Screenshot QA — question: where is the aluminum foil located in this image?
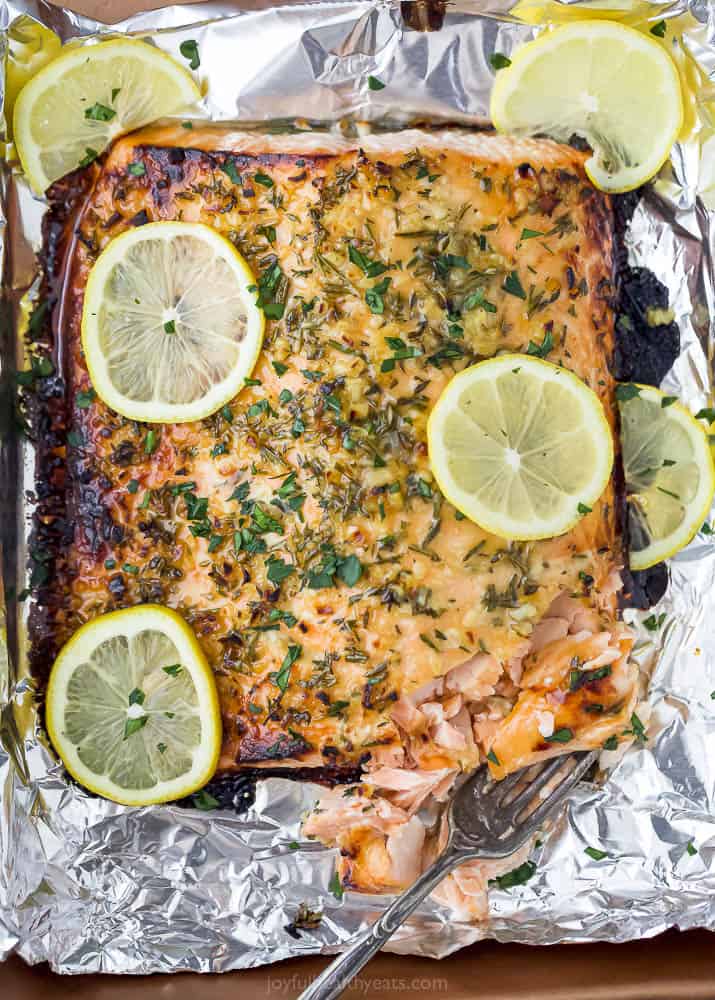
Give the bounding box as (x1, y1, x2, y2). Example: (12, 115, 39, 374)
(1, 0, 715, 974)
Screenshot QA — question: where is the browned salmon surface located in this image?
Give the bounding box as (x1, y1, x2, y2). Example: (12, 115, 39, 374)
(32, 126, 634, 812)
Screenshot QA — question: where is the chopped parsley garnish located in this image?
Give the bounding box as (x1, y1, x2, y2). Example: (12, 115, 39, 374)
(544, 728, 573, 743)
(486, 749, 500, 766)
(584, 846, 608, 861)
(366, 277, 391, 314)
(348, 243, 388, 278)
(128, 162, 146, 177)
(273, 643, 302, 692)
(327, 700, 350, 717)
(76, 389, 96, 408)
(163, 319, 176, 334)
(367, 75, 385, 90)
(463, 287, 496, 313)
(650, 19, 667, 37)
(306, 545, 363, 589)
(643, 612, 666, 631)
(435, 254, 469, 277)
(144, 429, 159, 455)
(490, 53, 512, 70)
(526, 328, 553, 358)
(328, 868, 344, 899)
(273, 360, 288, 376)
(686, 841, 698, 856)
(127, 479, 139, 494)
(253, 262, 286, 320)
(627, 712, 647, 741)
(661, 395, 677, 408)
(381, 335, 422, 372)
(251, 504, 283, 534)
(123, 715, 148, 740)
(84, 102, 115, 122)
(221, 160, 242, 185)
(266, 555, 295, 585)
(696, 408, 715, 423)
(602, 735, 619, 751)
(228, 482, 250, 503)
(247, 398, 272, 419)
(254, 172, 273, 188)
(615, 383, 641, 402)
(192, 789, 220, 811)
(569, 664, 611, 692)
(163, 664, 182, 676)
(179, 39, 200, 70)
(577, 502, 592, 515)
(128, 687, 145, 705)
(491, 861, 536, 890)
(79, 147, 99, 167)
(207, 534, 223, 553)
(520, 228, 543, 240)
(267, 608, 298, 628)
(502, 271, 526, 299)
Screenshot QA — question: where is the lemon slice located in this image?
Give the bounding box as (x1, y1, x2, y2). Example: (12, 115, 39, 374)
(619, 385, 715, 570)
(427, 355, 614, 540)
(46, 605, 221, 806)
(82, 221, 265, 423)
(490, 20, 683, 193)
(14, 38, 200, 193)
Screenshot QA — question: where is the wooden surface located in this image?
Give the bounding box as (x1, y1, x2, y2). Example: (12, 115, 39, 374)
(4, 929, 715, 999)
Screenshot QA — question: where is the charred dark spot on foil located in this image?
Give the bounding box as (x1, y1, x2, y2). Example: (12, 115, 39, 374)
(612, 190, 680, 386)
(622, 563, 669, 611)
(612, 189, 677, 604)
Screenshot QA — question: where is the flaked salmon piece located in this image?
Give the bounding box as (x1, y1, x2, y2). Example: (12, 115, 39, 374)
(386, 816, 426, 886)
(303, 785, 409, 842)
(443, 653, 503, 700)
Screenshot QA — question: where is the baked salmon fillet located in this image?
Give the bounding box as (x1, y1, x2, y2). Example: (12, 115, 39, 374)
(30, 125, 637, 903)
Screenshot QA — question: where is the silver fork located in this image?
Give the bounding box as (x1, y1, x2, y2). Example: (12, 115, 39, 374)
(299, 751, 596, 1000)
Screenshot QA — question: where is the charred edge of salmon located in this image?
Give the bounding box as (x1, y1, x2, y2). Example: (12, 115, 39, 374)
(25, 164, 101, 685)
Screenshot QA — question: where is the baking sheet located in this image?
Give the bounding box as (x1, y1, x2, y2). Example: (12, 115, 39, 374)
(1, 0, 715, 973)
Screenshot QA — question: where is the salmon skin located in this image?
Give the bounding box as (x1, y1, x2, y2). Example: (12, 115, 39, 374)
(29, 126, 635, 810)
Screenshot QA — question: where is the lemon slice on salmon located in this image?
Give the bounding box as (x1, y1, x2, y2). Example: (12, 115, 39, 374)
(619, 385, 715, 570)
(490, 20, 683, 193)
(82, 221, 264, 423)
(14, 38, 200, 193)
(427, 355, 614, 540)
(46, 605, 221, 806)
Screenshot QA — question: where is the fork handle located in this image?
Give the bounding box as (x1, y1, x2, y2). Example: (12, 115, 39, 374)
(298, 845, 467, 1000)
